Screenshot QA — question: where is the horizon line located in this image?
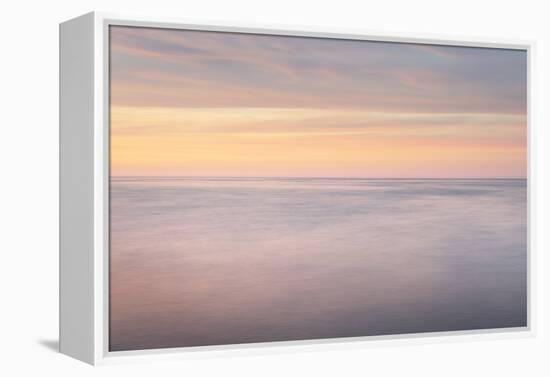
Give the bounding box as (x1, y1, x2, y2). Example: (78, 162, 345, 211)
(109, 175, 527, 180)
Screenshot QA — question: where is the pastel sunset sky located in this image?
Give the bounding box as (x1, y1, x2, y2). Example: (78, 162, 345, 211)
(109, 26, 527, 178)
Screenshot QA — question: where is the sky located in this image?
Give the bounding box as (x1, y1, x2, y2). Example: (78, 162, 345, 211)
(109, 26, 527, 178)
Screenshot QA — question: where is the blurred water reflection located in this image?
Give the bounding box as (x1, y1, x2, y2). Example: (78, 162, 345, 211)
(109, 178, 527, 351)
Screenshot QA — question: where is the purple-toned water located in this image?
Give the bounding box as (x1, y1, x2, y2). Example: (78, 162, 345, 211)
(109, 178, 527, 351)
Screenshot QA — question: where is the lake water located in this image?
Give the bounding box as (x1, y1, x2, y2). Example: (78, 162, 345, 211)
(109, 178, 527, 351)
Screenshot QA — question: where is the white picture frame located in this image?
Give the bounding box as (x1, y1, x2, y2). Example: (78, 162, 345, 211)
(59, 11, 535, 365)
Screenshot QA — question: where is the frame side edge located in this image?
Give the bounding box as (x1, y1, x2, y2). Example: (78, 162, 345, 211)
(59, 12, 96, 365)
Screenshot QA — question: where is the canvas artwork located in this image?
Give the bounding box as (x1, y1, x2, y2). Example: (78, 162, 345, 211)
(108, 26, 527, 352)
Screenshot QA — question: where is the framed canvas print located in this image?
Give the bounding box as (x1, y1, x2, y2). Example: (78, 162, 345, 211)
(59, 12, 533, 365)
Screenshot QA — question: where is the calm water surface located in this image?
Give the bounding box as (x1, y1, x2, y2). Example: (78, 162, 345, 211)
(109, 178, 527, 351)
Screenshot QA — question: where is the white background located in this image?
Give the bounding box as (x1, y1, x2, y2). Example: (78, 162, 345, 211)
(0, 0, 548, 375)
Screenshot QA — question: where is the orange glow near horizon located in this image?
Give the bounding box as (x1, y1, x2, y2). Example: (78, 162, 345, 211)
(110, 106, 526, 178)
